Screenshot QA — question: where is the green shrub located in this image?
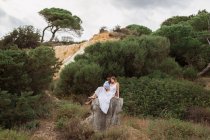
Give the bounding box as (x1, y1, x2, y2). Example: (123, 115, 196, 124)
(126, 24, 152, 36)
(0, 90, 52, 128)
(28, 46, 60, 94)
(0, 47, 58, 128)
(0, 25, 40, 49)
(159, 58, 182, 77)
(55, 101, 89, 120)
(120, 77, 210, 119)
(56, 60, 103, 97)
(148, 119, 210, 140)
(155, 21, 210, 70)
(0, 128, 29, 140)
(55, 101, 93, 140)
(0, 47, 60, 95)
(183, 66, 198, 80)
(74, 35, 170, 78)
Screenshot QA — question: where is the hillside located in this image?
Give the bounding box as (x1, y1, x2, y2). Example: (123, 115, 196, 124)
(54, 32, 119, 71)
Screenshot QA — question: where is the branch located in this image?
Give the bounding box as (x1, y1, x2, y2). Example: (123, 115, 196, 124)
(197, 63, 210, 76)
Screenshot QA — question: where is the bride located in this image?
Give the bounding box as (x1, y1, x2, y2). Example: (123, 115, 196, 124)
(86, 76, 120, 114)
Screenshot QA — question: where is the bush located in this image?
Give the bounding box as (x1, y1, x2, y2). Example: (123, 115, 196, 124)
(155, 21, 210, 70)
(126, 24, 152, 36)
(184, 107, 210, 125)
(28, 46, 60, 93)
(183, 66, 198, 80)
(0, 25, 40, 49)
(120, 77, 210, 119)
(0, 47, 60, 95)
(0, 128, 29, 140)
(74, 35, 170, 78)
(92, 126, 129, 140)
(0, 90, 52, 128)
(159, 58, 182, 77)
(55, 101, 89, 121)
(148, 119, 210, 140)
(58, 118, 94, 140)
(0, 47, 58, 128)
(55, 60, 103, 97)
(55, 101, 93, 140)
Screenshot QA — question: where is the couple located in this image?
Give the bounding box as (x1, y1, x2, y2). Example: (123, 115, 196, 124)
(86, 75, 120, 114)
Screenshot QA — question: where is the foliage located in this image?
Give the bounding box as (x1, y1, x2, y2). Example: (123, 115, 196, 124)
(0, 90, 53, 128)
(0, 128, 29, 140)
(0, 49, 31, 94)
(155, 23, 210, 70)
(28, 46, 60, 93)
(148, 119, 210, 140)
(0, 47, 58, 128)
(119, 77, 210, 119)
(55, 101, 89, 121)
(39, 7, 83, 42)
(189, 10, 210, 32)
(161, 16, 190, 26)
(0, 25, 40, 49)
(126, 24, 152, 36)
(0, 47, 60, 95)
(158, 57, 183, 78)
(75, 35, 170, 77)
(55, 101, 93, 140)
(55, 60, 103, 97)
(184, 107, 210, 125)
(183, 66, 198, 80)
(156, 10, 210, 71)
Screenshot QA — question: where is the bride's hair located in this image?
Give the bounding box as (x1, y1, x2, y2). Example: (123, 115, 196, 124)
(111, 76, 117, 82)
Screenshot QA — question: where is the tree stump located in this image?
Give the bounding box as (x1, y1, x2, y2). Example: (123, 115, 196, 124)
(84, 97, 123, 131)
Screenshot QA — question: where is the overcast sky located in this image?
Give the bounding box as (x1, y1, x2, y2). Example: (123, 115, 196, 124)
(0, 0, 210, 41)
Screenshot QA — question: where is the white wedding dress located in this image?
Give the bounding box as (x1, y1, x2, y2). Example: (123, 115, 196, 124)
(95, 83, 117, 114)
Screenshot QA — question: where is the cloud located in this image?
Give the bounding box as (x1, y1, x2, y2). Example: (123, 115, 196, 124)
(111, 0, 190, 9)
(0, 8, 24, 36)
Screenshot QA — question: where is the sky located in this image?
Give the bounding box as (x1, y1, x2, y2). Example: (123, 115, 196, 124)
(0, 0, 210, 41)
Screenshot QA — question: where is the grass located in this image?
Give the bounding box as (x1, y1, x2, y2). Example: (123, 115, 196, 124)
(0, 128, 29, 140)
(148, 119, 210, 140)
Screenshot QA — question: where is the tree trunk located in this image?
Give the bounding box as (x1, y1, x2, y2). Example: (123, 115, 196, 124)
(83, 98, 123, 131)
(198, 63, 210, 76)
(41, 26, 51, 43)
(49, 27, 59, 42)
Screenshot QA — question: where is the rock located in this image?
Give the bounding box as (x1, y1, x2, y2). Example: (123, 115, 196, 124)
(84, 97, 123, 131)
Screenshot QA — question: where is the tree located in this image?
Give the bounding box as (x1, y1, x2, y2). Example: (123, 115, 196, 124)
(161, 16, 190, 26)
(0, 47, 60, 128)
(126, 24, 152, 36)
(39, 8, 83, 42)
(0, 25, 40, 49)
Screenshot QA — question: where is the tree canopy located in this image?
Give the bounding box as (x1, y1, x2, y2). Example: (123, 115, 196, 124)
(0, 25, 40, 49)
(39, 8, 83, 42)
(126, 24, 152, 36)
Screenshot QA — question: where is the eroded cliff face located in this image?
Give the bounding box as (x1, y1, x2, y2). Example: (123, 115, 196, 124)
(53, 32, 119, 78)
(54, 32, 119, 64)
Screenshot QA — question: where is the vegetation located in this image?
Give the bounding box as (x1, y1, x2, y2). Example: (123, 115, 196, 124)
(0, 47, 59, 128)
(148, 119, 210, 140)
(1, 8, 210, 139)
(126, 24, 152, 36)
(0, 25, 40, 49)
(55, 101, 93, 140)
(39, 8, 83, 42)
(0, 128, 29, 140)
(120, 77, 210, 119)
